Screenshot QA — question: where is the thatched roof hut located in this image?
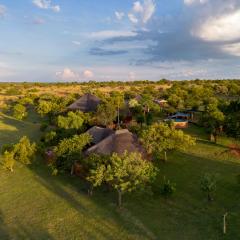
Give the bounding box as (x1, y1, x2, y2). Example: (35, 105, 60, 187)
(87, 126, 114, 144)
(85, 129, 147, 158)
(67, 93, 101, 112)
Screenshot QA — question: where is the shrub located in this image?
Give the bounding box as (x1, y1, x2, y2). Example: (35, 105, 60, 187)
(13, 104, 27, 120)
(160, 177, 176, 197)
(1, 151, 15, 172)
(44, 131, 57, 144)
(200, 173, 217, 201)
(13, 136, 36, 165)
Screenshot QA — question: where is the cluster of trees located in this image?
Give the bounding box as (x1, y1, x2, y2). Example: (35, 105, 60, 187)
(36, 94, 76, 120)
(0, 136, 36, 172)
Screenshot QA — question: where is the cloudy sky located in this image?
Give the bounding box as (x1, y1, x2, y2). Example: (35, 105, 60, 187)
(0, 0, 240, 82)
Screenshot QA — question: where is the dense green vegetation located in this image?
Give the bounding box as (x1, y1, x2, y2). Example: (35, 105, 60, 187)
(0, 80, 240, 239)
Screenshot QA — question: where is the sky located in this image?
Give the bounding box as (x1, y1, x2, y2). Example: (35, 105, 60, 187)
(1, 0, 240, 82)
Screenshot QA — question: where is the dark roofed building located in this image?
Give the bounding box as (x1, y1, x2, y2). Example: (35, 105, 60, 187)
(67, 93, 101, 112)
(87, 126, 114, 145)
(85, 129, 148, 158)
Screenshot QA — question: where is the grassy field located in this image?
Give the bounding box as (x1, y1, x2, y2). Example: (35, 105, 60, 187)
(0, 113, 240, 239)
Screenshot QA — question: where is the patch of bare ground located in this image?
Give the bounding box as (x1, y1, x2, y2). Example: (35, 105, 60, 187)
(229, 144, 240, 158)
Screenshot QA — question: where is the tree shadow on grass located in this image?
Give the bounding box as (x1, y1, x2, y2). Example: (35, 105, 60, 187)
(0, 113, 42, 148)
(29, 149, 240, 240)
(0, 211, 10, 240)
(123, 151, 240, 240)
(28, 162, 158, 240)
(0, 210, 54, 240)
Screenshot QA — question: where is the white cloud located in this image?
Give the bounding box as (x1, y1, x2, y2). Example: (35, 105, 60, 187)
(142, 0, 156, 23)
(56, 68, 79, 81)
(72, 40, 81, 46)
(115, 11, 125, 20)
(193, 10, 240, 42)
(128, 13, 139, 24)
(83, 70, 94, 79)
(184, 0, 208, 5)
(133, 2, 144, 13)
(222, 43, 240, 57)
(128, 0, 156, 24)
(32, 0, 60, 12)
(0, 4, 6, 17)
(89, 30, 137, 40)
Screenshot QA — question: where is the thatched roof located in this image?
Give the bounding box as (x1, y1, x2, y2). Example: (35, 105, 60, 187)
(85, 129, 147, 158)
(87, 126, 114, 144)
(67, 93, 101, 112)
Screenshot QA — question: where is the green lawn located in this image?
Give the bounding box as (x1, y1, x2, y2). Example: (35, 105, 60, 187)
(0, 114, 240, 239)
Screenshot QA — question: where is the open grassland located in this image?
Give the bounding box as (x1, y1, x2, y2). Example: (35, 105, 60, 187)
(0, 83, 171, 105)
(0, 111, 240, 239)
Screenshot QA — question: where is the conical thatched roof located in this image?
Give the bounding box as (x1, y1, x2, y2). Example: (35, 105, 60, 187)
(87, 126, 114, 144)
(85, 129, 147, 158)
(67, 93, 101, 112)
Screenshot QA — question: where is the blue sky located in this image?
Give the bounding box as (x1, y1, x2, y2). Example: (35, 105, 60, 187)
(0, 0, 240, 82)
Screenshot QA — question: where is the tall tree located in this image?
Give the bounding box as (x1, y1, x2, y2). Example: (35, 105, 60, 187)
(85, 154, 109, 196)
(96, 103, 117, 127)
(105, 152, 156, 207)
(203, 103, 225, 143)
(141, 123, 196, 161)
(54, 133, 92, 171)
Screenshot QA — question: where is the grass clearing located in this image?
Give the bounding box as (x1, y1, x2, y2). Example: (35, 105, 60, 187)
(0, 115, 240, 239)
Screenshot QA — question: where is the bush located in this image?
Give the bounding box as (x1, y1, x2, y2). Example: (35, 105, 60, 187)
(1, 151, 15, 172)
(200, 173, 217, 201)
(44, 131, 57, 145)
(160, 177, 176, 197)
(13, 104, 27, 120)
(13, 136, 36, 165)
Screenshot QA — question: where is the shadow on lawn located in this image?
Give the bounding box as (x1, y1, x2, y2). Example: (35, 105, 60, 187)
(126, 151, 240, 239)
(0, 210, 54, 240)
(28, 162, 158, 240)
(26, 149, 240, 240)
(0, 113, 42, 148)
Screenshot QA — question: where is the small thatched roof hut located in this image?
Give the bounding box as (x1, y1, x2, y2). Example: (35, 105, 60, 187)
(85, 129, 147, 158)
(87, 126, 114, 145)
(67, 93, 101, 112)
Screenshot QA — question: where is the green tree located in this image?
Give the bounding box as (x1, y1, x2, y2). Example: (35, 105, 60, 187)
(203, 103, 225, 143)
(36, 101, 53, 117)
(13, 104, 27, 120)
(96, 103, 117, 127)
(85, 154, 109, 196)
(200, 173, 217, 201)
(1, 151, 15, 172)
(57, 111, 84, 130)
(13, 136, 36, 165)
(54, 133, 92, 171)
(141, 123, 196, 161)
(105, 151, 156, 207)
(129, 99, 140, 108)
